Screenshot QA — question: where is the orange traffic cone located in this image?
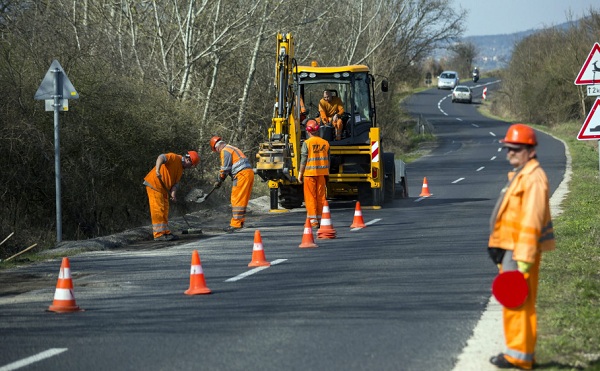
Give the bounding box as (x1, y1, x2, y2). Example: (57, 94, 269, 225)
(248, 230, 270, 267)
(419, 177, 432, 197)
(317, 201, 337, 239)
(48, 257, 83, 313)
(184, 250, 212, 295)
(299, 219, 318, 248)
(350, 201, 367, 228)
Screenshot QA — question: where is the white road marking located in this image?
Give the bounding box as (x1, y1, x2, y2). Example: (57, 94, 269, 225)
(350, 218, 382, 231)
(0, 348, 68, 371)
(452, 178, 465, 184)
(225, 259, 287, 282)
(490, 156, 496, 161)
(489, 132, 496, 137)
(476, 167, 485, 172)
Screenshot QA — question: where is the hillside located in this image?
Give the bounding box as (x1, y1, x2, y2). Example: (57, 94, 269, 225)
(435, 20, 578, 71)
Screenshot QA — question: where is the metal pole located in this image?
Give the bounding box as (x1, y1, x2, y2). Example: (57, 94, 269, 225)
(53, 68, 62, 243)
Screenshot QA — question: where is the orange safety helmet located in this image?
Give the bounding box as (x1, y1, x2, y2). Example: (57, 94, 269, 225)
(187, 150, 200, 166)
(305, 119, 320, 133)
(210, 136, 223, 152)
(500, 123, 537, 147)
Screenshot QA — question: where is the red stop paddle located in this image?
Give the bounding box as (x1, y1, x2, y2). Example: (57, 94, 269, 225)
(492, 270, 529, 309)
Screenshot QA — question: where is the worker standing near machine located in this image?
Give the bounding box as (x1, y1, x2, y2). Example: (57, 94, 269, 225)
(297, 120, 330, 228)
(210, 136, 255, 233)
(143, 151, 200, 241)
(318, 90, 345, 141)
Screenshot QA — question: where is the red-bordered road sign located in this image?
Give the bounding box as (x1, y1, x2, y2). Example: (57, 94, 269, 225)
(574, 43, 600, 86)
(577, 98, 600, 140)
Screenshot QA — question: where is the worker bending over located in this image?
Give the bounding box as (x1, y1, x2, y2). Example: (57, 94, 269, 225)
(143, 151, 200, 241)
(210, 136, 254, 233)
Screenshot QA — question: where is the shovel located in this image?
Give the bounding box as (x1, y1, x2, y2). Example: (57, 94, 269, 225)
(156, 170, 204, 235)
(196, 185, 218, 204)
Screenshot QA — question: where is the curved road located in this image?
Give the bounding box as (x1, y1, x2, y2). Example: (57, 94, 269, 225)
(0, 79, 566, 371)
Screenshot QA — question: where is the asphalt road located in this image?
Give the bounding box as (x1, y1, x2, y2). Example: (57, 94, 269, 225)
(0, 79, 566, 371)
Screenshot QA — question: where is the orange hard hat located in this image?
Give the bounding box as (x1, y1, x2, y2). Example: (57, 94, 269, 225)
(305, 119, 320, 133)
(500, 124, 537, 147)
(187, 151, 200, 166)
(210, 136, 223, 152)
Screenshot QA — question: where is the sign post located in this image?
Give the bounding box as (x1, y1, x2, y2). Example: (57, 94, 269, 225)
(34, 60, 79, 243)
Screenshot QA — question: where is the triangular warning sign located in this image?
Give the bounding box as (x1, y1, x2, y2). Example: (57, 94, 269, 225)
(574, 43, 600, 85)
(577, 98, 600, 140)
(34, 60, 79, 100)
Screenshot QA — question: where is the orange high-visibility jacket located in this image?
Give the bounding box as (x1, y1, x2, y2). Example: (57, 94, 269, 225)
(143, 153, 184, 194)
(318, 96, 344, 123)
(488, 159, 555, 263)
(219, 145, 252, 181)
(301, 136, 330, 176)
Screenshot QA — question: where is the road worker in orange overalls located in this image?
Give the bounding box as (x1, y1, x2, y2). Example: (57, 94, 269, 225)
(297, 120, 330, 229)
(210, 136, 254, 233)
(488, 123, 555, 370)
(318, 90, 345, 141)
(143, 151, 200, 241)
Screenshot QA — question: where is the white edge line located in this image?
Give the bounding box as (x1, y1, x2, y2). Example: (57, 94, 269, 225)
(0, 348, 68, 371)
(225, 259, 287, 282)
(350, 218, 382, 231)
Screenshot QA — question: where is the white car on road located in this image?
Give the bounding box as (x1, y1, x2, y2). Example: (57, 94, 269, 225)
(437, 71, 459, 90)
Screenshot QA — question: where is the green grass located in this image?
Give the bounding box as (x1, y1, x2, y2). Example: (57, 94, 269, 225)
(534, 123, 600, 370)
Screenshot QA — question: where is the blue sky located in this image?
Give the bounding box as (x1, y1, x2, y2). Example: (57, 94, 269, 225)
(453, 1, 599, 36)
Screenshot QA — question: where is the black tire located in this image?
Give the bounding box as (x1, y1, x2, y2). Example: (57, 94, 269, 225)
(279, 185, 303, 209)
(383, 153, 395, 203)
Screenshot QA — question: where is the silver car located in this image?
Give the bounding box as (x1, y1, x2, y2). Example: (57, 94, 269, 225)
(437, 71, 459, 90)
(451, 85, 472, 104)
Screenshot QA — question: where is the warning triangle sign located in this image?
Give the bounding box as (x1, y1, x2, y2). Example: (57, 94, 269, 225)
(574, 43, 600, 85)
(577, 98, 600, 140)
(34, 60, 79, 100)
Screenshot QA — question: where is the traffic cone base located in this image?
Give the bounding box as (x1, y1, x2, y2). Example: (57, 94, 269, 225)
(350, 201, 367, 228)
(185, 250, 212, 295)
(419, 177, 432, 197)
(47, 257, 83, 313)
(248, 230, 270, 267)
(299, 219, 318, 248)
(317, 201, 337, 239)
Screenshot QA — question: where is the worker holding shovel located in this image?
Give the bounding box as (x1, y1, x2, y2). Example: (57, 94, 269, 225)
(209, 136, 254, 233)
(143, 151, 200, 241)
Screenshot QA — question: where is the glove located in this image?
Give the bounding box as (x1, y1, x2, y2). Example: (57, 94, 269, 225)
(517, 261, 532, 273)
(213, 181, 222, 189)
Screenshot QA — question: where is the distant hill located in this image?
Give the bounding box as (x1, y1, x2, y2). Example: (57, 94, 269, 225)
(434, 20, 578, 71)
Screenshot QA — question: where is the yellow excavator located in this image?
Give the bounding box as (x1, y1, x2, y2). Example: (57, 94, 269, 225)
(255, 32, 408, 211)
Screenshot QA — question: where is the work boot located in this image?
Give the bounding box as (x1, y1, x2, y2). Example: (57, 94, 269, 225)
(223, 225, 242, 233)
(154, 233, 178, 241)
(489, 353, 524, 369)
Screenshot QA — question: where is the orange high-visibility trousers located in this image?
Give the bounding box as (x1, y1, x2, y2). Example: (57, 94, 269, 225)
(303, 175, 327, 224)
(230, 168, 254, 228)
(502, 254, 541, 370)
(332, 117, 344, 140)
(146, 187, 170, 238)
